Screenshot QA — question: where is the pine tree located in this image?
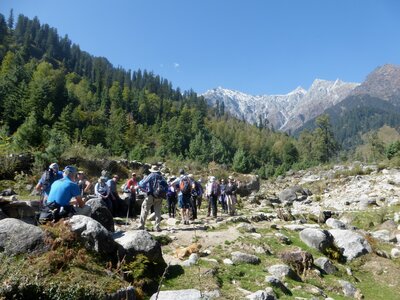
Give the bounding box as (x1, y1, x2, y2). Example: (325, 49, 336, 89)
(7, 9, 14, 30)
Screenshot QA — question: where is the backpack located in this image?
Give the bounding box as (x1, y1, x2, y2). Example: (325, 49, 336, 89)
(42, 168, 56, 193)
(153, 178, 168, 198)
(211, 182, 219, 196)
(179, 176, 192, 195)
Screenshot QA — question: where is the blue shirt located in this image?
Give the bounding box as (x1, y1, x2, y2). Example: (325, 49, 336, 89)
(38, 170, 63, 195)
(47, 177, 81, 206)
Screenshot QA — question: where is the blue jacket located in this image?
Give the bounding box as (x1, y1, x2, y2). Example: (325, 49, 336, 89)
(138, 172, 167, 195)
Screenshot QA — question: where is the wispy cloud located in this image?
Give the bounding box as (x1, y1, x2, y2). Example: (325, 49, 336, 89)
(174, 62, 180, 69)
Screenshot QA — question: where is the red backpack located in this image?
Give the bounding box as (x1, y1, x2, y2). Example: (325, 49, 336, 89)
(179, 176, 192, 195)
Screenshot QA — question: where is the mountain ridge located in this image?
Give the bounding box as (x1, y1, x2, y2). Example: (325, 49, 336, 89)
(202, 78, 359, 132)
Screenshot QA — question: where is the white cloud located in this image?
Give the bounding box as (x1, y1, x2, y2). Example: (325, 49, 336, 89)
(174, 62, 180, 68)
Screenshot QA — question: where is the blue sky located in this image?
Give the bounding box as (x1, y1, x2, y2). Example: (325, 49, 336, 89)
(1, 0, 400, 95)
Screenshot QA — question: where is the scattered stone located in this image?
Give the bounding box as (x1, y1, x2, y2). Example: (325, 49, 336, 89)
(245, 290, 277, 300)
(391, 248, 400, 258)
(299, 228, 334, 252)
(325, 218, 346, 229)
(231, 251, 261, 265)
(182, 253, 199, 267)
(203, 289, 220, 298)
(284, 224, 305, 231)
(265, 276, 291, 294)
(267, 264, 291, 279)
(150, 289, 202, 300)
(250, 233, 262, 239)
(236, 223, 256, 233)
(250, 213, 271, 222)
(223, 258, 234, 265)
(230, 216, 251, 223)
(314, 257, 337, 274)
(337, 280, 360, 298)
(371, 229, 393, 243)
(329, 229, 372, 261)
(275, 233, 291, 244)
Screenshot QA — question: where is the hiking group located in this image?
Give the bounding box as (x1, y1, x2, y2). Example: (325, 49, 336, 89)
(36, 163, 240, 231)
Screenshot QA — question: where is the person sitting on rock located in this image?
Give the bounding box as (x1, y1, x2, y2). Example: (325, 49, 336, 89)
(43, 166, 90, 222)
(35, 163, 64, 203)
(95, 176, 113, 212)
(125, 172, 138, 217)
(77, 170, 92, 199)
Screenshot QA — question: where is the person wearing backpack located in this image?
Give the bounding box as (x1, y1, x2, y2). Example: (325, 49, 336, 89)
(36, 163, 64, 203)
(225, 176, 238, 216)
(206, 176, 220, 218)
(137, 165, 167, 232)
(174, 169, 192, 225)
(40, 166, 90, 223)
(166, 176, 177, 218)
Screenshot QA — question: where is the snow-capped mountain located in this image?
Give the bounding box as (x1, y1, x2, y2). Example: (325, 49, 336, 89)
(202, 79, 359, 132)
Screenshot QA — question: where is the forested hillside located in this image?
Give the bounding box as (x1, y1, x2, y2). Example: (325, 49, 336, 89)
(1, 12, 399, 179)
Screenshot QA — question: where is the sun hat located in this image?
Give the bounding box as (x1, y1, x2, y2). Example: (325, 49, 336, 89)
(209, 176, 216, 182)
(149, 165, 160, 173)
(49, 163, 59, 171)
(63, 166, 77, 176)
(228, 175, 234, 180)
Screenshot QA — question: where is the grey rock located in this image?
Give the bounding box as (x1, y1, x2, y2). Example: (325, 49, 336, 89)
(150, 289, 202, 300)
(329, 229, 372, 261)
(279, 188, 298, 204)
(236, 223, 256, 233)
(0, 218, 47, 255)
(267, 264, 291, 279)
(337, 280, 358, 297)
(182, 253, 199, 267)
(86, 198, 115, 232)
(391, 248, 400, 258)
(371, 229, 393, 243)
(283, 224, 305, 231)
(231, 251, 261, 264)
(246, 290, 277, 300)
(299, 228, 334, 252)
(230, 216, 251, 223)
(113, 230, 164, 264)
(325, 218, 346, 229)
(69, 215, 117, 256)
(223, 258, 234, 265)
(275, 233, 291, 244)
(314, 257, 337, 274)
(0, 201, 36, 224)
(105, 286, 136, 300)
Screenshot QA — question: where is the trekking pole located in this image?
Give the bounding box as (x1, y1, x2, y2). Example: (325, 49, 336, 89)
(125, 194, 130, 226)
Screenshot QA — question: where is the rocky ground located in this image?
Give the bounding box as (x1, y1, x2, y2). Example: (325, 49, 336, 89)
(2, 163, 400, 299)
(114, 163, 400, 299)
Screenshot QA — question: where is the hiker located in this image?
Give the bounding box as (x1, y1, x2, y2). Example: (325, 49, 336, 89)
(219, 178, 227, 213)
(77, 171, 92, 198)
(174, 169, 193, 225)
(124, 172, 138, 217)
(225, 175, 238, 216)
(206, 176, 220, 218)
(95, 176, 113, 212)
(107, 175, 126, 217)
(189, 174, 202, 220)
(166, 176, 177, 218)
(41, 166, 90, 222)
(195, 178, 204, 210)
(137, 165, 168, 232)
(35, 163, 64, 202)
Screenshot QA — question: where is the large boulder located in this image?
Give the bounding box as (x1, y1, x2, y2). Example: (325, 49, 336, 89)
(0, 218, 47, 255)
(86, 198, 115, 232)
(68, 215, 117, 257)
(0, 208, 7, 220)
(329, 229, 372, 261)
(299, 228, 334, 252)
(113, 230, 164, 265)
(237, 175, 260, 197)
(279, 186, 309, 205)
(0, 200, 37, 224)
